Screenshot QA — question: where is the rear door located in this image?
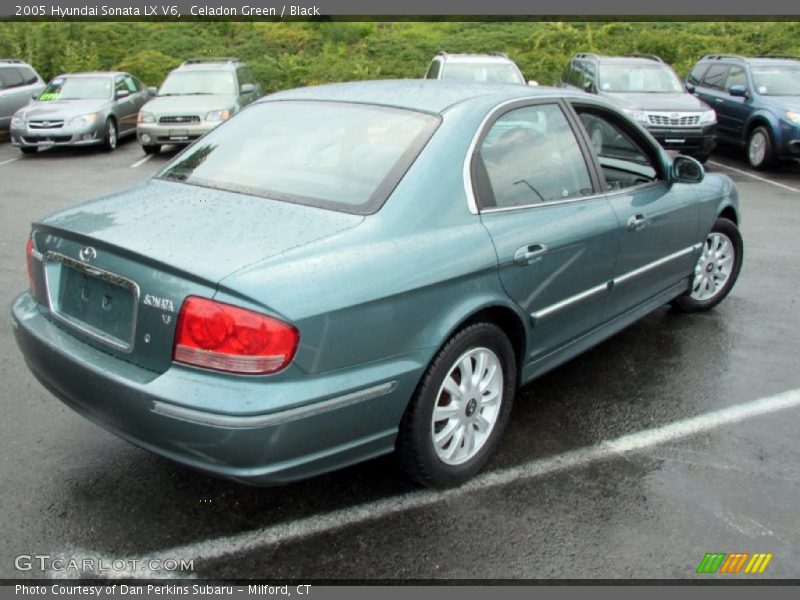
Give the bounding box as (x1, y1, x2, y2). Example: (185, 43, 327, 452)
(570, 103, 700, 319)
(474, 100, 619, 362)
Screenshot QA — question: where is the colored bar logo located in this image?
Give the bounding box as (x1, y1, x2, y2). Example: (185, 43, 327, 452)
(696, 553, 773, 574)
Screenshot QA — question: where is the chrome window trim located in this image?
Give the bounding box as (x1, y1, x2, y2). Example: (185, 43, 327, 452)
(480, 192, 606, 214)
(152, 381, 398, 429)
(43, 251, 140, 353)
(529, 243, 701, 323)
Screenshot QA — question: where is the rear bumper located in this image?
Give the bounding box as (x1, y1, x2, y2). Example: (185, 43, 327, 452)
(11, 292, 423, 485)
(647, 124, 716, 155)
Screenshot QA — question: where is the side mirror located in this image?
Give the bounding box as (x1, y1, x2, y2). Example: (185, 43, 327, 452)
(729, 84, 748, 97)
(147, 86, 157, 96)
(685, 82, 696, 93)
(116, 89, 130, 99)
(671, 155, 704, 184)
(527, 80, 539, 87)
(240, 83, 255, 94)
(582, 81, 595, 94)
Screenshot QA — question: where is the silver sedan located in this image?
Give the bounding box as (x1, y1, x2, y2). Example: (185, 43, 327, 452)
(10, 71, 154, 154)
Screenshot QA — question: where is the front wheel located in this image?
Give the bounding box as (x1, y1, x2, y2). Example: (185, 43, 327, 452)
(102, 118, 118, 152)
(142, 144, 160, 155)
(673, 218, 743, 312)
(19, 146, 37, 155)
(747, 126, 774, 169)
(395, 322, 516, 487)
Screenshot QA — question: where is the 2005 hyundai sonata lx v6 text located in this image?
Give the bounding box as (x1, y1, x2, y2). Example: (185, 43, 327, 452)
(12, 81, 743, 487)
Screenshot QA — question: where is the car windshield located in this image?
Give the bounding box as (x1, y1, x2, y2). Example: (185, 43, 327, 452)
(38, 77, 112, 101)
(751, 66, 800, 96)
(157, 100, 440, 214)
(598, 65, 683, 93)
(441, 63, 523, 84)
(159, 70, 236, 96)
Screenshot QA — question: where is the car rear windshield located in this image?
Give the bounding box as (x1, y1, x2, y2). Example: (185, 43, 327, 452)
(598, 65, 683, 93)
(751, 66, 800, 96)
(441, 63, 523, 84)
(157, 100, 440, 214)
(159, 70, 237, 96)
(39, 77, 112, 101)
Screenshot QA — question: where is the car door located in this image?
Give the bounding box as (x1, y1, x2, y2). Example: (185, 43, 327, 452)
(718, 65, 752, 140)
(114, 75, 138, 134)
(473, 100, 619, 362)
(695, 63, 740, 140)
(570, 103, 700, 320)
(0, 66, 25, 129)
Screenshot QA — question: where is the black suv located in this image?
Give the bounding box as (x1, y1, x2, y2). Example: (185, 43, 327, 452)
(686, 54, 800, 169)
(560, 53, 717, 162)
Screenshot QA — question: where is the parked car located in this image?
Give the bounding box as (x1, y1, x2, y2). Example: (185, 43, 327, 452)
(0, 59, 45, 137)
(560, 53, 717, 162)
(137, 57, 261, 155)
(686, 54, 800, 169)
(9, 71, 151, 154)
(13, 81, 743, 487)
(425, 52, 534, 85)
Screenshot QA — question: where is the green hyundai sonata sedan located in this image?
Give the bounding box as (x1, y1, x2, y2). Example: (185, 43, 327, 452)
(12, 81, 743, 487)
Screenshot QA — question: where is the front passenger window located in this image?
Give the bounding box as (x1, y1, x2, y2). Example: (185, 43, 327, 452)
(477, 104, 593, 209)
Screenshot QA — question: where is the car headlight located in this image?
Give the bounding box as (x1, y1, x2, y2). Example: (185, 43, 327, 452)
(785, 111, 800, 125)
(137, 111, 155, 124)
(205, 109, 231, 122)
(11, 115, 24, 128)
(69, 113, 98, 127)
(622, 108, 648, 124)
(699, 109, 717, 124)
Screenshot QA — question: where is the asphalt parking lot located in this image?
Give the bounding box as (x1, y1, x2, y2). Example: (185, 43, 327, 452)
(0, 137, 798, 581)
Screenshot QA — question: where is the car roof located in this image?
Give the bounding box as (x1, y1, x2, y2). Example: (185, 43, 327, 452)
(51, 71, 125, 79)
(574, 53, 665, 66)
(437, 53, 516, 64)
(264, 80, 585, 115)
(698, 55, 800, 67)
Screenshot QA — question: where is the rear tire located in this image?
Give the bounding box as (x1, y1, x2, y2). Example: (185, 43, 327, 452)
(673, 218, 743, 312)
(395, 322, 516, 487)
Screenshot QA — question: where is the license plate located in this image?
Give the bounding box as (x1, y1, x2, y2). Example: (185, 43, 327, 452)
(49, 257, 137, 350)
(169, 129, 189, 141)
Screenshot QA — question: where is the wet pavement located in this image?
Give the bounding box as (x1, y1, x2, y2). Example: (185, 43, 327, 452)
(0, 140, 798, 580)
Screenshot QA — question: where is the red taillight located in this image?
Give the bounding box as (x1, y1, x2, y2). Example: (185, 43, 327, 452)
(26, 238, 37, 296)
(173, 296, 299, 375)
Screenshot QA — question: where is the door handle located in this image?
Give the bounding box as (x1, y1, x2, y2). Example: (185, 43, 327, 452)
(513, 243, 548, 266)
(627, 214, 647, 231)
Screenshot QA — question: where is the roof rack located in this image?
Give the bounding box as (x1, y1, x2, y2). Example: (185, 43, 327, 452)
(702, 54, 747, 62)
(181, 57, 239, 66)
(755, 54, 800, 60)
(487, 51, 509, 59)
(0, 58, 24, 63)
(624, 54, 664, 62)
(574, 52, 600, 59)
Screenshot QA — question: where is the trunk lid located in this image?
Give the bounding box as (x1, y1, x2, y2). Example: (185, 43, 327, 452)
(32, 180, 363, 373)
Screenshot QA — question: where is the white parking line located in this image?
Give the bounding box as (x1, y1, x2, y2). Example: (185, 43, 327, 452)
(59, 387, 800, 577)
(708, 160, 800, 193)
(130, 154, 153, 169)
(0, 156, 21, 167)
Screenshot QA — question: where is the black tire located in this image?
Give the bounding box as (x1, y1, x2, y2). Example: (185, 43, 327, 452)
(673, 217, 743, 313)
(142, 144, 161, 155)
(19, 146, 37, 155)
(395, 322, 516, 488)
(746, 126, 774, 170)
(102, 118, 118, 152)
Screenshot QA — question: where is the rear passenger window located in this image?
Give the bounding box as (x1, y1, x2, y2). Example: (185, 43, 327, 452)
(477, 104, 593, 209)
(0, 67, 24, 88)
(687, 63, 708, 86)
(702, 64, 731, 90)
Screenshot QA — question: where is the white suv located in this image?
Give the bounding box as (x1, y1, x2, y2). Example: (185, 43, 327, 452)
(0, 59, 45, 135)
(424, 52, 533, 85)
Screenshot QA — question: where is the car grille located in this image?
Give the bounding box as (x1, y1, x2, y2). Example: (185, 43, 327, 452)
(159, 115, 201, 124)
(28, 120, 65, 129)
(647, 113, 701, 127)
